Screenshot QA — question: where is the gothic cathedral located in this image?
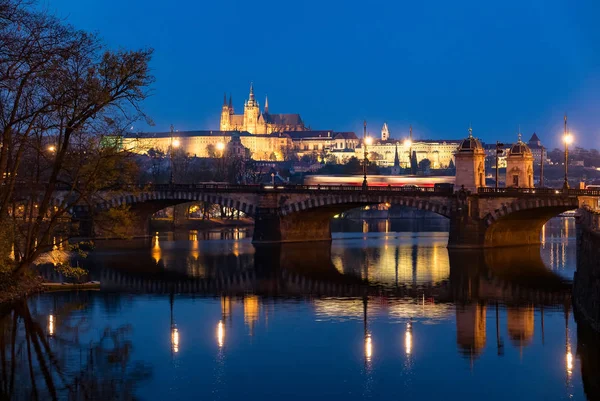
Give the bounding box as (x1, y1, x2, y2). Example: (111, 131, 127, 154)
(220, 84, 307, 134)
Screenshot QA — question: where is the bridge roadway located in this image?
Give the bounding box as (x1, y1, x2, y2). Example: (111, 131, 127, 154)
(53, 183, 600, 248)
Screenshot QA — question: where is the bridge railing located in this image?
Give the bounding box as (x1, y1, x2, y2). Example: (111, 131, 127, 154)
(145, 183, 454, 195)
(478, 187, 600, 196)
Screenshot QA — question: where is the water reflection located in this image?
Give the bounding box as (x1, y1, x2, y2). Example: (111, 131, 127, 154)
(9, 217, 600, 400)
(0, 293, 152, 400)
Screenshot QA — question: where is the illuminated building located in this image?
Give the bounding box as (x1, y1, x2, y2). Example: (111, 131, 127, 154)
(454, 127, 486, 192)
(505, 134, 534, 188)
(355, 138, 461, 169)
(220, 84, 306, 134)
(121, 130, 291, 161)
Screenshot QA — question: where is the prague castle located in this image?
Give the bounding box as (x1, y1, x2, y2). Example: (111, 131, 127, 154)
(220, 84, 307, 134)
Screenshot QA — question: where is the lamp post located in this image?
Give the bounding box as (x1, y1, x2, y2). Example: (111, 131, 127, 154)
(403, 138, 412, 171)
(169, 125, 180, 186)
(540, 145, 545, 188)
(216, 142, 225, 180)
(563, 115, 573, 190)
(495, 141, 504, 189)
(362, 120, 368, 190)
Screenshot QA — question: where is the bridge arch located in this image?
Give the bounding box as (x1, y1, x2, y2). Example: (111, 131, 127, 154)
(481, 196, 579, 247)
(95, 190, 258, 217)
(279, 193, 452, 218)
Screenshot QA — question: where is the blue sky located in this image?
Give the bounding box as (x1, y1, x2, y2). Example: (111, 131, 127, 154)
(43, 0, 600, 148)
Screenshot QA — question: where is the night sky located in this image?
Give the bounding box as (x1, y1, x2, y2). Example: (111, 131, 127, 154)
(43, 0, 600, 148)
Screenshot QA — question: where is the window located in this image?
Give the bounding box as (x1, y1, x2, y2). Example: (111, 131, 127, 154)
(513, 175, 519, 187)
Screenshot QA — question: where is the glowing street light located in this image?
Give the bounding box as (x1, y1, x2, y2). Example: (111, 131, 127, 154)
(47, 145, 56, 153)
(562, 115, 573, 190)
(172, 138, 181, 148)
(362, 121, 371, 190)
(216, 142, 225, 152)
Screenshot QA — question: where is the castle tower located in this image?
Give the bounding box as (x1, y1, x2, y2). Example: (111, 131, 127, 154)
(220, 92, 231, 131)
(243, 83, 261, 134)
(454, 127, 486, 192)
(381, 123, 390, 141)
(505, 133, 534, 188)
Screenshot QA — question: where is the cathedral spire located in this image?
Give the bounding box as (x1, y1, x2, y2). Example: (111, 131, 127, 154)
(394, 143, 400, 167)
(409, 124, 413, 141)
(249, 82, 255, 101)
(228, 94, 233, 109)
(264, 95, 269, 113)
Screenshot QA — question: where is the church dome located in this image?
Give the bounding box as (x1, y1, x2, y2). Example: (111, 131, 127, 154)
(508, 136, 532, 157)
(458, 128, 483, 152)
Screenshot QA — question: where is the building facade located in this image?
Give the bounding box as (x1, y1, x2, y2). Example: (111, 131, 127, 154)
(220, 84, 306, 134)
(120, 129, 359, 162)
(355, 139, 461, 169)
(505, 136, 534, 188)
(121, 130, 292, 161)
(454, 129, 486, 192)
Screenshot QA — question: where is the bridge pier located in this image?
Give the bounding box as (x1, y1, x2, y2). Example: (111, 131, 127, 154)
(253, 207, 333, 244)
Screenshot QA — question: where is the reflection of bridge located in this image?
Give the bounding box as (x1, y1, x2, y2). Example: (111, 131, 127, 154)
(60, 183, 598, 248)
(98, 244, 571, 306)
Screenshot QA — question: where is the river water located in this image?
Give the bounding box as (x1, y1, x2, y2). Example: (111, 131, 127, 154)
(3, 217, 598, 401)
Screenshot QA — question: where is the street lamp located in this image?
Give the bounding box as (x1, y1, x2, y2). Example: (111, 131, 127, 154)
(540, 145, 545, 188)
(495, 141, 504, 189)
(169, 137, 180, 186)
(216, 142, 225, 180)
(48, 145, 56, 153)
(362, 121, 368, 190)
(563, 115, 573, 190)
(403, 139, 412, 170)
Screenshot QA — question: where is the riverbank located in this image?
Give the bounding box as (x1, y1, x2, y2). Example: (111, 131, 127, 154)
(0, 271, 43, 307)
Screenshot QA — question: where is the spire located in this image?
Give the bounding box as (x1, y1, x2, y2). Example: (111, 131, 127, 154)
(381, 123, 389, 141)
(409, 125, 413, 141)
(264, 95, 269, 113)
(228, 94, 232, 109)
(394, 143, 400, 167)
(249, 82, 255, 101)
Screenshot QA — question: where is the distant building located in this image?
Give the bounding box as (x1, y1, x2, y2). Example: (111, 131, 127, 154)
(220, 84, 306, 134)
(527, 133, 546, 165)
(120, 130, 292, 161)
(120, 129, 359, 162)
(356, 139, 461, 169)
(289, 131, 359, 157)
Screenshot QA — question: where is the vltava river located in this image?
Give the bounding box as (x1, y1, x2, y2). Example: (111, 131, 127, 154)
(4, 217, 598, 401)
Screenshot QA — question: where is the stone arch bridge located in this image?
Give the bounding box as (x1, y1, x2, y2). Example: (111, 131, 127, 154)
(56, 184, 599, 249)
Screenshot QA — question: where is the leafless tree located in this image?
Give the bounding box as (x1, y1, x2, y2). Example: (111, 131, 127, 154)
(0, 0, 154, 274)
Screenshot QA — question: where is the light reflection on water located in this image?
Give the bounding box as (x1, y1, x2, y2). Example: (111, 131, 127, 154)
(8, 217, 599, 401)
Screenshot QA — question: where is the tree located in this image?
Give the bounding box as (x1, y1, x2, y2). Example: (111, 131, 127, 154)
(418, 158, 431, 174)
(0, 1, 154, 274)
(206, 144, 216, 158)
